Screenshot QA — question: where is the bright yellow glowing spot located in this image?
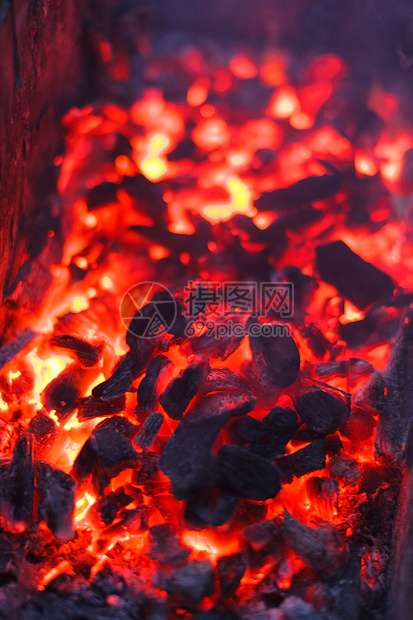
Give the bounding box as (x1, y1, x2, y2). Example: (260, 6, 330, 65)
(74, 257, 88, 269)
(74, 491, 96, 524)
(100, 275, 113, 290)
(254, 212, 274, 229)
(140, 133, 170, 181)
(71, 295, 89, 312)
(8, 370, 21, 381)
(268, 86, 300, 119)
(381, 159, 402, 182)
(49, 410, 60, 426)
(82, 213, 97, 228)
(87, 287, 97, 298)
(27, 351, 71, 406)
(202, 177, 256, 223)
(63, 413, 82, 431)
(0, 395, 8, 412)
(355, 152, 377, 176)
(340, 301, 365, 324)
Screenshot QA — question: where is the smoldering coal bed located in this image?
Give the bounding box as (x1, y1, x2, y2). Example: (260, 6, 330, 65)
(3, 1, 413, 619)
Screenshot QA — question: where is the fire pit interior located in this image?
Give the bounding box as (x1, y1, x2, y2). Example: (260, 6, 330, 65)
(2, 1, 413, 619)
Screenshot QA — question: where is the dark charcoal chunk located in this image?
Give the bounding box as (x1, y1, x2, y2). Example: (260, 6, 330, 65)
(42, 363, 85, 420)
(92, 353, 146, 400)
(217, 552, 248, 598)
(167, 137, 199, 162)
(227, 416, 268, 444)
(137, 355, 174, 412)
(255, 173, 341, 212)
(263, 406, 300, 448)
(340, 407, 375, 441)
(315, 240, 394, 310)
(104, 504, 152, 537)
(96, 486, 139, 525)
(76, 395, 126, 420)
(49, 335, 103, 367)
(216, 444, 281, 501)
(134, 412, 163, 450)
(184, 314, 245, 361)
(184, 489, 238, 528)
(282, 510, 346, 579)
(241, 520, 280, 555)
(0, 328, 38, 372)
(249, 325, 300, 389)
(200, 368, 254, 396)
(147, 523, 191, 565)
(133, 451, 160, 484)
(2, 433, 35, 530)
(122, 173, 167, 223)
(153, 560, 215, 606)
(279, 596, 317, 620)
(95, 415, 139, 438)
(323, 434, 344, 457)
(290, 440, 326, 478)
(353, 369, 386, 414)
(85, 181, 118, 209)
(329, 456, 362, 485)
(72, 420, 140, 493)
(125, 290, 175, 353)
(159, 355, 210, 419)
(293, 386, 350, 435)
(306, 477, 339, 521)
(27, 411, 56, 456)
(36, 462, 75, 541)
(290, 425, 324, 445)
(160, 393, 255, 500)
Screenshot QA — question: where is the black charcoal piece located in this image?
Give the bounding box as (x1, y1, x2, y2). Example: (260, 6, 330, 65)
(27, 411, 56, 455)
(160, 392, 255, 500)
(293, 386, 350, 435)
(36, 462, 75, 541)
(76, 394, 126, 420)
(227, 416, 268, 444)
(241, 520, 280, 555)
(211, 491, 238, 526)
(134, 412, 163, 450)
(340, 407, 375, 441)
(153, 560, 215, 606)
(249, 325, 300, 389)
(72, 421, 140, 493)
(217, 552, 248, 598)
(147, 523, 191, 565)
(329, 456, 362, 485)
(49, 335, 103, 367)
(255, 173, 341, 212)
(2, 433, 35, 530)
(290, 440, 326, 478)
(263, 406, 300, 447)
(160, 355, 210, 419)
(92, 352, 147, 400)
(315, 240, 394, 310)
(184, 489, 237, 528)
(279, 596, 317, 620)
(185, 314, 245, 361)
(216, 444, 281, 501)
(200, 368, 254, 396)
(96, 486, 139, 525)
(133, 451, 160, 484)
(306, 477, 339, 521)
(0, 328, 38, 372)
(353, 369, 386, 414)
(282, 510, 346, 578)
(85, 181, 118, 209)
(122, 173, 167, 223)
(137, 355, 174, 412)
(42, 363, 84, 420)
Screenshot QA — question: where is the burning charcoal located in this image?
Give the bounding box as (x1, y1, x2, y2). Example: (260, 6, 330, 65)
(153, 560, 215, 606)
(96, 486, 139, 525)
(323, 434, 344, 457)
(376, 307, 413, 461)
(2, 433, 35, 531)
(263, 406, 300, 449)
(49, 335, 103, 367)
(76, 394, 126, 420)
(315, 240, 394, 309)
(340, 407, 375, 441)
(292, 386, 350, 435)
(329, 456, 362, 485)
(0, 328, 38, 372)
(185, 314, 245, 361)
(290, 440, 326, 478)
(147, 523, 191, 565)
(133, 451, 160, 485)
(353, 369, 386, 414)
(309, 358, 374, 383)
(159, 355, 210, 419)
(249, 324, 300, 390)
(122, 173, 168, 224)
(291, 425, 324, 444)
(92, 353, 146, 400)
(306, 477, 339, 520)
(134, 412, 163, 450)
(42, 363, 89, 420)
(282, 510, 346, 578)
(72, 420, 140, 493)
(279, 596, 317, 620)
(85, 181, 118, 209)
(160, 392, 255, 500)
(241, 520, 280, 556)
(200, 367, 254, 396)
(184, 489, 237, 527)
(125, 289, 177, 352)
(217, 552, 248, 598)
(106, 503, 151, 536)
(27, 411, 56, 455)
(96, 415, 138, 438)
(137, 355, 174, 412)
(216, 444, 281, 501)
(36, 462, 75, 541)
(255, 173, 341, 212)
(299, 324, 331, 360)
